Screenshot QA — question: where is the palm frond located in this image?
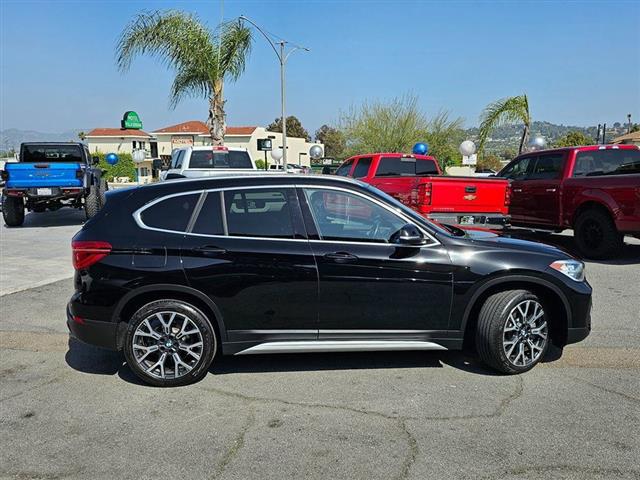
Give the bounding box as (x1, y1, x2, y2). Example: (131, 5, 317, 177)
(169, 66, 212, 109)
(478, 94, 530, 153)
(215, 20, 252, 81)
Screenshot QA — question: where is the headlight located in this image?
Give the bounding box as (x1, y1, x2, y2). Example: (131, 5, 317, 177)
(550, 260, 585, 282)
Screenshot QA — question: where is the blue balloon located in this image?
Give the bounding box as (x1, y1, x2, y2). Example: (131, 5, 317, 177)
(412, 142, 428, 155)
(105, 153, 119, 165)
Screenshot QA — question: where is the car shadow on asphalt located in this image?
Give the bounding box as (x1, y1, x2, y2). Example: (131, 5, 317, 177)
(15, 209, 86, 228)
(506, 231, 640, 266)
(65, 337, 524, 388)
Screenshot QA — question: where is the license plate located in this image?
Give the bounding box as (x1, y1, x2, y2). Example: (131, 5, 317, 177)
(459, 215, 475, 225)
(37, 188, 52, 196)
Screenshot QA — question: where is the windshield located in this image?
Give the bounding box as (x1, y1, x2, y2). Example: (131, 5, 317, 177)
(189, 150, 253, 169)
(20, 144, 83, 163)
(362, 183, 453, 237)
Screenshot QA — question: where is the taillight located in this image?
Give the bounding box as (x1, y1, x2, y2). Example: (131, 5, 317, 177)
(505, 184, 512, 206)
(0, 170, 8, 181)
(417, 182, 432, 206)
(72, 241, 112, 270)
(75, 169, 84, 179)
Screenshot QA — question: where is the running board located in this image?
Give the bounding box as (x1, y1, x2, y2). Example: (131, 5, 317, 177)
(234, 340, 447, 355)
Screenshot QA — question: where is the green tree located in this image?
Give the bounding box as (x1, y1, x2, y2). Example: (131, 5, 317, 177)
(476, 154, 503, 172)
(91, 152, 137, 181)
(315, 124, 345, 159)
(340, 94, 428, 157)
(631, 123, 640, 133)
(423, 111, 465, 171)
(553, 131, 595, 147)
(478, 94, 531, 155)
(267, 116, 311, 141)
(116, 10, 252, 145)
(77, 131, 87, 141)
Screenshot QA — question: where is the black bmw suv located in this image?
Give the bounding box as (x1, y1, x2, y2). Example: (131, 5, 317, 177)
(68, 175, 592, 386)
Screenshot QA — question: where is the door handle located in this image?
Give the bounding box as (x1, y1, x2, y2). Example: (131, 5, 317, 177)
(324, 252, 358, 263)
(193, 246, 227, 256)
(513, 188, 523, 193)
(545, 188, 557, 192)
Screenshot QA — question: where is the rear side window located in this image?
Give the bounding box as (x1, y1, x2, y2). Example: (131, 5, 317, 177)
(352, 157, 372, 178)
(573, 149, 640, 177)
(189, 150, 252, 169)
(529, 154, 564, 179)
(192, 192, 224, 235)
(335, 159, 353, 176)
(140, 193, 199, 232)
(224, 188, 294, 238)
(375, 157, 437, 176)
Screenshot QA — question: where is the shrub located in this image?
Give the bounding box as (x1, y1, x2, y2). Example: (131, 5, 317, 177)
(91, 152, 136, 181)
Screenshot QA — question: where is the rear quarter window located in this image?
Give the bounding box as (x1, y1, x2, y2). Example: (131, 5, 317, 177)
(140, 193, 199, 232)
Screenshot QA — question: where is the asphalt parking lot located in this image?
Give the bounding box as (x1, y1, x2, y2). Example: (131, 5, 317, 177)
(1, 210, 639, 480)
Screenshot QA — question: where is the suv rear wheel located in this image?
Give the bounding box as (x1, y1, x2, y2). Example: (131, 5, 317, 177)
(574, 208, 623, 259)
(476, 290, 549, 374)
(84, 184, 101, 219)
(123, 300, 217, 387)
(2, 196, 25, 227)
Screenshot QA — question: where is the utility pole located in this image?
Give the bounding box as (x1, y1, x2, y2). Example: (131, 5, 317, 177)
(239, 16, 309, 172)
(628, 114, 632, 134)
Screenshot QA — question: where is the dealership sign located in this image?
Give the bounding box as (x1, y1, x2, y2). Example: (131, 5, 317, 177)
(121, 111, 143, 130)
(171, 135, 194, 148)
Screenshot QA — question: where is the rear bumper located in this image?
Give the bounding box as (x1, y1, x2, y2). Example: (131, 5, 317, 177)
(66, 304, 120, 350)
(427, 212, 510, 228)
(5, 187, 84, 199)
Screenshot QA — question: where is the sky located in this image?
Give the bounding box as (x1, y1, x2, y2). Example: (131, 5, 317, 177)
(1, 0, 639, 135)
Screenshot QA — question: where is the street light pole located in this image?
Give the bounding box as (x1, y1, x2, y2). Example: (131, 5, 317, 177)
(239, 15, 308, 172)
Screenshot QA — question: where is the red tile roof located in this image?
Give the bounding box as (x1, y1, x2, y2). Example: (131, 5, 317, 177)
(153, 121, 257, 136)
(87, 128, 152, 137)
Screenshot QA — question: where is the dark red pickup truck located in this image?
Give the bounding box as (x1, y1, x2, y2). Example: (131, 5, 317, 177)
(499, 144, 640, 258)
(337, 153, 511, 228)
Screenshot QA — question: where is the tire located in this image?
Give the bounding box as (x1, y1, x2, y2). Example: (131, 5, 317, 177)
(2, 196, 25, 227)
(574, 209, 623, 260)
(98, 178, 108, 207)
(123, 300, 217, 387)
(476, 290, 549, 374)
(84, 184, 100, 219)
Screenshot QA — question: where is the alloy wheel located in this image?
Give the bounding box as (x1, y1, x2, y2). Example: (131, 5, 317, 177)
(502, 300, 548, 367)
(132, 311, 204, 380)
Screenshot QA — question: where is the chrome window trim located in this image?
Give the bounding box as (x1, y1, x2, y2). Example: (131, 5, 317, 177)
(132, 183, 439, 247)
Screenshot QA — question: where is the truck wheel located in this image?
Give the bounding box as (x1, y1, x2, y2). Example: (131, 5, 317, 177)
(98, 178, 108, 207)
(476, 289, 549, 374)
(574, 209, 623, 259)
(84, 184, 101, 219)
(2, 196, 25, 227)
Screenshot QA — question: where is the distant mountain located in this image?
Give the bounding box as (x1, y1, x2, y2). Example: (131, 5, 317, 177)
(0, 128, 88, 151)
(464, 121, 627, 153)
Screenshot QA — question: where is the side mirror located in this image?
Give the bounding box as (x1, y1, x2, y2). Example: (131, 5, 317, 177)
(390, 224, 427, 246)
(92, 156, 100, 165)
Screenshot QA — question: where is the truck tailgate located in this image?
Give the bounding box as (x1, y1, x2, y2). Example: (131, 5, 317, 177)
(5, 162, 83, 188)
(428, 177, 509, 215)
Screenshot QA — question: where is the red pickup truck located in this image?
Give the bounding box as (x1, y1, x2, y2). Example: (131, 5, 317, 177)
(336, 153, 511, 227)
(498, 144, 640, 259)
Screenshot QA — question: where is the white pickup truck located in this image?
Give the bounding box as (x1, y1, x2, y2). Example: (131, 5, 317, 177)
(160, 146, 257, 181)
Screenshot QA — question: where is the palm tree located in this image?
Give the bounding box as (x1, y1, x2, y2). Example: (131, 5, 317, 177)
(77, 131, 86, 141)
(478, 94, 530, 155)
(116, 10, 252, 145)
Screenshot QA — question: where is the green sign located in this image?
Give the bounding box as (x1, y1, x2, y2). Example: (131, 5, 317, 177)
(121, 111, 143, 130)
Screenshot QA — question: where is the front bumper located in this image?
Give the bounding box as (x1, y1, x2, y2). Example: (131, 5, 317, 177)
(427, 212, 510, 229)
(66, 304, 120, 350)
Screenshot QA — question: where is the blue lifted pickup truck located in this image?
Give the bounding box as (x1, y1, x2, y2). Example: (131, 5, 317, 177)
(1, 142, 106, 226)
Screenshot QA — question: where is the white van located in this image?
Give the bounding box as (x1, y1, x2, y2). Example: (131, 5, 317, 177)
(160, 146, 257, 181)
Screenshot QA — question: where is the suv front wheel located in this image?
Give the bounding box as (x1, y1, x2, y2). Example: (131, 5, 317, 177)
(123, 300, 217, 387)
(476, 290, 549, 374)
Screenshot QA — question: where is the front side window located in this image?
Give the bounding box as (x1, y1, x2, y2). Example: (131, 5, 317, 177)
(140, 193, 199, 232)
(499, 157, 533, 180)
(189, 150, 252, 169)
(335, 159, 353, 176)
(304, 188, 406, 243)
(224, 188, 294, 238)
(529, 154, 564, 180)
(352, 157, 372, 178)
(573, 149, 640, 177)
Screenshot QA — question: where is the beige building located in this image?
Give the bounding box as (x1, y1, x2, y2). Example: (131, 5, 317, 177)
(85, 128, 155, 183)
(611, 131, 640, 146)
(152, 121, 323, 167)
